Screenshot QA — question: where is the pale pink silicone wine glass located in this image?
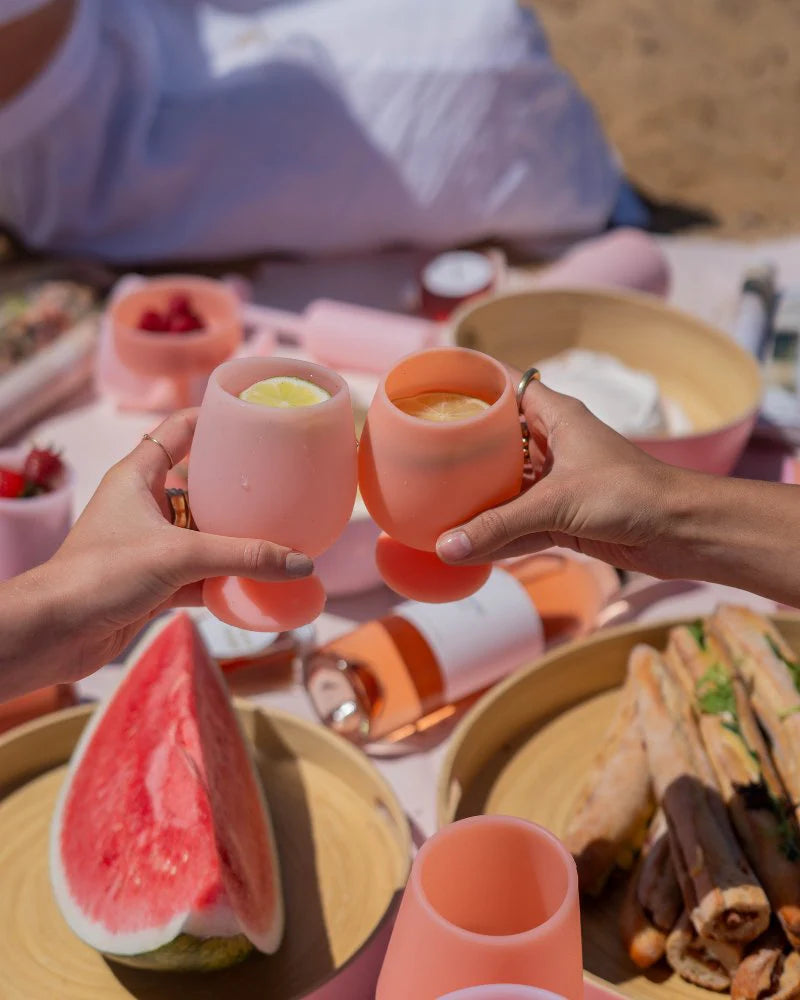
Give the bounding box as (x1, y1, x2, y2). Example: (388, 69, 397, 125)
(188, 357, 358, 631)
(359, 346, 523, 603)
(111, 275, 242, 409)
(376, 816, 583, 1000)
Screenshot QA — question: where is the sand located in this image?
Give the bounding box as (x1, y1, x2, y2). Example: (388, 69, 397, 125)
(528, 0, 800, 237)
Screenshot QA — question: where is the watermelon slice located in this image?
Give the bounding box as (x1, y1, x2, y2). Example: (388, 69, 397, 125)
(50, 612, 284, 971)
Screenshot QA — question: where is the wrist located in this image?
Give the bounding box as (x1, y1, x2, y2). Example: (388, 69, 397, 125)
(649, 464, 722, 581)
(658, 470, 800, 606)
(0, 559, 79, 697)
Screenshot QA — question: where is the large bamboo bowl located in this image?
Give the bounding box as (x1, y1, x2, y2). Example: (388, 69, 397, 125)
(450, 288, 762, 476)
(437, 614, 800, 1000)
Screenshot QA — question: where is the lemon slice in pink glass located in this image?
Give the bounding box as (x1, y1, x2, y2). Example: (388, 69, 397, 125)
(239, 376, 331, 408)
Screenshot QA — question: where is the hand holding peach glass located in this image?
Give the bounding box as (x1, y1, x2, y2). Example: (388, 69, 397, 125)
(358, 347, 524, 603)
(188, 357, 358, 632)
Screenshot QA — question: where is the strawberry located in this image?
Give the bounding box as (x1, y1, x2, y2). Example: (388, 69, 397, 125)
(0, 467, 27, 499)
(23, 447, 63, 490)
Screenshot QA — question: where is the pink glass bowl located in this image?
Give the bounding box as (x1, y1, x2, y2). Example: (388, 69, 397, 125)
(110, 275, 242, 387)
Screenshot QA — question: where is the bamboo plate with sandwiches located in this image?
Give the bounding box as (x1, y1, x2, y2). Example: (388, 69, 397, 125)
(438, 607, 800, 1000)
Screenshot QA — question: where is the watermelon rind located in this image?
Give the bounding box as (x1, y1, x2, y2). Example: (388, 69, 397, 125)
(49, 613, 284, 967)
(106, 933, 253, 972)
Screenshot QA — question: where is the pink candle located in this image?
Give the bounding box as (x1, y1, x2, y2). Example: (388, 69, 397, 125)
(0, 447, 73, 582)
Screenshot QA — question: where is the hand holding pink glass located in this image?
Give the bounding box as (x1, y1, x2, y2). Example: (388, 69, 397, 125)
(188, 357, 358, 631)
(359, 347, 524, 603)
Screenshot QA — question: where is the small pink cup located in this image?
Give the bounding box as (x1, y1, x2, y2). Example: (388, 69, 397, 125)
(376, 816, 582, 1000)
(110, 275, 242, 409)
(0, 447, 73, 582)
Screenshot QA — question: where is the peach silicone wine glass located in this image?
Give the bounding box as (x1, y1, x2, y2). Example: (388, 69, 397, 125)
(188, 357, 358, 631)
(359, 346, 523, 603)
(111, 275, 242, 410)
(376, 816, 582, 1000)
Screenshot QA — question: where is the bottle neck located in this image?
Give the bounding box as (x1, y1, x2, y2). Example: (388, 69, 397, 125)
(303, 651, 382, 742)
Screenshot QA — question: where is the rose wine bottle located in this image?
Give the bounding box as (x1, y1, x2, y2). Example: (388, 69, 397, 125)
(304, 554, 608, 744)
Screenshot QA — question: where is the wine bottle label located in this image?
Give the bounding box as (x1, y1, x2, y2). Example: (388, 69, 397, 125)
(397, 569, 544, 703)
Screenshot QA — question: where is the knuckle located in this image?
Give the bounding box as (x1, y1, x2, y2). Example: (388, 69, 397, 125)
(562, 394, 589, 420)
(169, 410, 195, 438)
(240, 539, 274, 576)
(478, 506, 512, 550)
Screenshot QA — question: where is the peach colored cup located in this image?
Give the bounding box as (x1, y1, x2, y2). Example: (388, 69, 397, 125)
(376, 816, 582, 1000)
(0, 447, 73, 582)
(359, 347, 523, 552)
(439, 988, 566, 999)
(110, 275, 242, 409)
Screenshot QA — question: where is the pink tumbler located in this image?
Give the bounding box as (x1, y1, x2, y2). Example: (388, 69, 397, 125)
(376, 816, 582, 1000)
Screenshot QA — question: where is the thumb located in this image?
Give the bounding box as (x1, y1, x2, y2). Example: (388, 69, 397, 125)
(172, 530, 314, 585)
(436, 484, 563, 564)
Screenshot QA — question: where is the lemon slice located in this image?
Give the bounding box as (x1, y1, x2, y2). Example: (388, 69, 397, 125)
(239, 376, 331, 408)
(393, 391, 490, 423)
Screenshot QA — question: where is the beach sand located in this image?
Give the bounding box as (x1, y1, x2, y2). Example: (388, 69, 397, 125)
(528, 0, 800, 237)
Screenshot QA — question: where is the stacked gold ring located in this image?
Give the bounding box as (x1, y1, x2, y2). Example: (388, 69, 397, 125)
(165, 489, 195, 530)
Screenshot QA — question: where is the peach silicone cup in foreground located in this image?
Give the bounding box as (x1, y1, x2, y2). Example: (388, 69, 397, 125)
(0, 447, 73, 582)
(376, 816, 582, 1000)
(110, 275, 243, 410)
(188, 356, 358, 631)
(359, 347, 523, 603)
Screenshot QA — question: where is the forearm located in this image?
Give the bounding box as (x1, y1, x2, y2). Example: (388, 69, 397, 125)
(0, 562, 73, 699)
(666, 471, 800, 607)
(0, 0, 75, 103)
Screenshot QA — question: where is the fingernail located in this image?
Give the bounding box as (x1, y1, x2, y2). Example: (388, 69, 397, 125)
(437, 530, 473, 562)
(286, 552, 314, 578)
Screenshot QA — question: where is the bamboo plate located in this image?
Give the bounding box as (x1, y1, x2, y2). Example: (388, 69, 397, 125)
(437, 614, 800, 1000)
(0, 702, 411, 1000)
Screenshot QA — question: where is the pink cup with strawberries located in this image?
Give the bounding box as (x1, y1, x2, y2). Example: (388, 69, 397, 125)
(110, 275, 243, 410)
(0, 445, 73, 581)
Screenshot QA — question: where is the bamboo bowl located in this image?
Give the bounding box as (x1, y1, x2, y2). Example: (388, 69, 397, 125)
(450, 288, 762, 476)
(437, 614, 800, 1000)
(0, 702, 411, 1000)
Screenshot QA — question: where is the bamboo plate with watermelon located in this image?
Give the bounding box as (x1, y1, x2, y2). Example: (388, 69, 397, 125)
(0, 674, 410, 998)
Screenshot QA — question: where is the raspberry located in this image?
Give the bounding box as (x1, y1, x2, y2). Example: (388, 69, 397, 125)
(138, 309, 168, 332)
